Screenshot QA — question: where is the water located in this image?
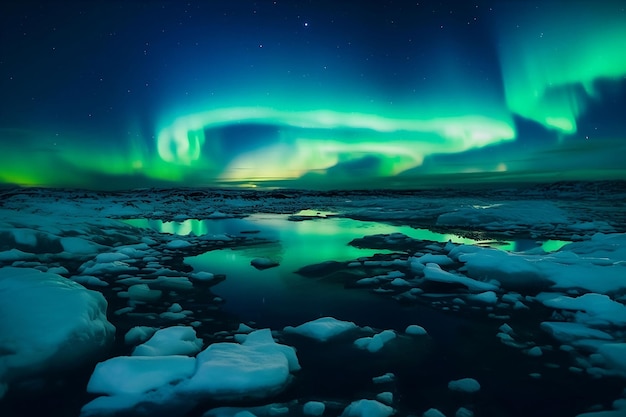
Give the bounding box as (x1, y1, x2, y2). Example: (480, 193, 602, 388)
(111, 214, 622, 417)
(122, 213, 568, 330)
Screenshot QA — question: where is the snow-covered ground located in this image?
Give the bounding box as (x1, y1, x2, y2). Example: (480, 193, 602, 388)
(1, 182, 626, 417)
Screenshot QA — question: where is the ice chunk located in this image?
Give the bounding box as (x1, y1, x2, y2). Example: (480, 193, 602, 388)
(415, 253, 454, 266)
(0, 267, 115, 398)
(71, 275, 109, 287)
(61, 237, 105, 254)
(166, 239, 192, 249)
(87, 355, 196, 395)
(95, 252, 130, 263)
(405, 325, 428, 336)
(251, 257, 279, 270)
(540, 322, 613, 343)
(455, 248, 550, 290)
(132, 326, 203, 356)
(124, 326, 157, 345)
(303, 401, 326, 416)
(389, 278, 412, 286)
(127, 283, 162, 302)
(354, 330, 396, 353)
(448, 377, 481, 393)
(467, 291, 498, 304)
(284, 317, 358, 342)
(181, 329, 300, 401)
(598, 343, 626, 377)
(455, 407, 474, 417)
(423, 263, 499, 292)
(376, 392, 393, 405)
(341, 399, 394, 417)
(540, 293, 626, 326)
(436, 201, 568, 229)
(423, 408, 446, 417)
(191, 271, 215, 281)
(0, 249, 37, 262)
(372, 373, 395, 384)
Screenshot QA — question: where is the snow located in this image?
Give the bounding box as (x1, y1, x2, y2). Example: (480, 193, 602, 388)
(284, 317, 359, 341)
(448, 378, 481, 393)
(132, 326, 203, 356)
(0, 267, 115, 398)
(341, 399, 394, 417)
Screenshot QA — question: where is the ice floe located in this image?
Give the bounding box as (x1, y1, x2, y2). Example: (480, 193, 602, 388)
(0, 267, 114, 399)
(284, 317, 359, 341)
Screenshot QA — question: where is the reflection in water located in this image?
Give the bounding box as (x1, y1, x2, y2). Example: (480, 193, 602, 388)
(122, 214, 569, 253)
(121, 214, 570, 328)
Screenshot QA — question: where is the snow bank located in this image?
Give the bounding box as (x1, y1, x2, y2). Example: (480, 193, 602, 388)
(0, 267, 115, 398)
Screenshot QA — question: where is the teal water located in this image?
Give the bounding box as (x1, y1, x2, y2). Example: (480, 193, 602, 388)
(122, 213, 569, 327)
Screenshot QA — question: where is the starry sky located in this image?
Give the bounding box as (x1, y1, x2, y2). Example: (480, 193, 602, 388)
(1, 0, 625, 190)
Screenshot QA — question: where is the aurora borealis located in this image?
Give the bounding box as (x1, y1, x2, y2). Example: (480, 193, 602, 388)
(0, 1, 625, 189)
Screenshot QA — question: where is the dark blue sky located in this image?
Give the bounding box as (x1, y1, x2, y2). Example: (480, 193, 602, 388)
(1, 1, 625, 189)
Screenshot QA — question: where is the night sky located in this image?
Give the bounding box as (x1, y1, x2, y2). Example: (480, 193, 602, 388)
(1, 1, 625, 190)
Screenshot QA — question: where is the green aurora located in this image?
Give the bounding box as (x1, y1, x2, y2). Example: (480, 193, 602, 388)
(0, 1, 624, 189)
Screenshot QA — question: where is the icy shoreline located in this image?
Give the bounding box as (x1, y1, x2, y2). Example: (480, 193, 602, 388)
(1, 184, 626, 417)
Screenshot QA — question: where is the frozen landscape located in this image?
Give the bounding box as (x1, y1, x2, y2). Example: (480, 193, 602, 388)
(0, 181, 625, 417)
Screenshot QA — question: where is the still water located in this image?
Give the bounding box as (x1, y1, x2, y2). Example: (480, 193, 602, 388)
(123, 213, 568, 329)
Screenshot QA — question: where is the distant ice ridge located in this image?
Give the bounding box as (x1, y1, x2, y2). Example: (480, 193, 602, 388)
(0, 267, 115, 399)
